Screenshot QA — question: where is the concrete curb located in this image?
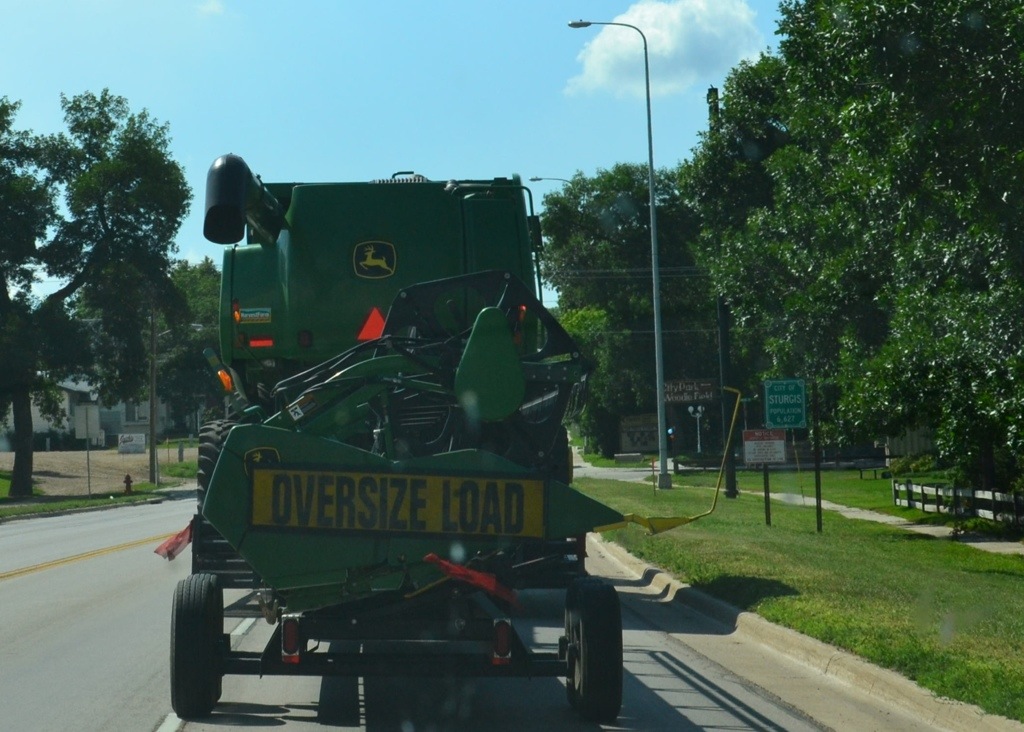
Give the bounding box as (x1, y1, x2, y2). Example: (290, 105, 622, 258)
(591, 534, 1024, 732)
(0, 486, 195, 524)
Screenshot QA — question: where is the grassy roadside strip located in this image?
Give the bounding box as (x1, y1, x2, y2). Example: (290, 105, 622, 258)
(575, 476, 1024, 723)
(0, 485, 165, 520)
(643, 464, 1023, 538)
(0, 461, 197, 520)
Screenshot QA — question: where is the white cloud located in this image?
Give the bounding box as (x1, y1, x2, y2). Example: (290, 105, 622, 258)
(566, 0, 764, 98)
(197, 0, 224, 16)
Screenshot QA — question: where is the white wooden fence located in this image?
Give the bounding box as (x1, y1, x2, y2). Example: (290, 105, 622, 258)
(893, 481, 1024, 526)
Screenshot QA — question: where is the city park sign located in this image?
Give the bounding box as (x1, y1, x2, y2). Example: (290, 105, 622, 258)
(665, 379, 717, 404)
(763, 379, 807, 429)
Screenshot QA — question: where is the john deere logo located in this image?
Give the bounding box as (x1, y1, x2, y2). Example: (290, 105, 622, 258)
(243, 447, 280, 478)
(354, 241, 396, 279)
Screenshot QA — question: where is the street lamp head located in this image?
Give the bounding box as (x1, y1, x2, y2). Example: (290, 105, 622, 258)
(568, 20, 592, 28)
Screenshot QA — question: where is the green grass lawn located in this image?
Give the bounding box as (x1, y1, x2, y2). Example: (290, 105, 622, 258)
(161, 460, 198, 480)
(0, 464, 196, 520)
(0, 487, 164, 519)
(667, 465, 1023, 538)
(575, 476, 1024, 722)
(675, 465, 903, 510)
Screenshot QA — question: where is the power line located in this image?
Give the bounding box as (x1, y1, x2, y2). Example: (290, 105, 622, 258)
(557, 267, 711, 280)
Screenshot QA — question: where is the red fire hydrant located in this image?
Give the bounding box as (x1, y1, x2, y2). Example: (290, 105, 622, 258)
(123, 474, 133, 494)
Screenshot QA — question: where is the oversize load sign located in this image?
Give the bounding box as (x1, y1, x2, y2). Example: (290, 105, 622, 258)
(764, 379, 807, 429)
(250, 469, 545, 539)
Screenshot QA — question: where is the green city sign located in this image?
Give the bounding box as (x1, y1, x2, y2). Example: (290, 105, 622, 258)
(764, 379, 807, 429)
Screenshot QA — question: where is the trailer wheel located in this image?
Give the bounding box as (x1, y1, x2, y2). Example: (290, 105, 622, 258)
(564, 579, 584, 710)
(170, 573, 224, 718)
(197, 420, 236, 506)
(564, 577, 622, 723)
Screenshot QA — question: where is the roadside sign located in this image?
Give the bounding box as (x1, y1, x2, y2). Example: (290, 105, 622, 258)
(665, 379, 717, 404)
(743, 429, 786, 464)
(73, 404, 100, 439)
(764, 379, 807, 429)
(620, 413, 658, 452)
(118, 433, 147, 454)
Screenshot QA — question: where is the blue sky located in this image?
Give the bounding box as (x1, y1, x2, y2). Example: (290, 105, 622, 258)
(4, 0, 783, 278)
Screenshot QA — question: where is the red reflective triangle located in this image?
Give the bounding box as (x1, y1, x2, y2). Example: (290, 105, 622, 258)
(357, 307, 386, 341)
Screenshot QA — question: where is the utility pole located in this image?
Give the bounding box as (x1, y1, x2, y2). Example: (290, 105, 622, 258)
(707, 86, 739, 498)
(149, 310, 158, 485)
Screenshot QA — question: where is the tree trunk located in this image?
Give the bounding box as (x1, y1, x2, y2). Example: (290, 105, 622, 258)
(9, 388, 35, 498)
(981, 441, 996, 493)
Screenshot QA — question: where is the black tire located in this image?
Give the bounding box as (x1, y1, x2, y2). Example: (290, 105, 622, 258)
(564, 579, 583, 710)
(197, 420, 236, 506)
(170, 573, 224, 719)
(564, 577, 622, 723)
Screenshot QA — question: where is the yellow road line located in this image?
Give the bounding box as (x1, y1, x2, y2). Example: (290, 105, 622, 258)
(0, 532, 175, 582)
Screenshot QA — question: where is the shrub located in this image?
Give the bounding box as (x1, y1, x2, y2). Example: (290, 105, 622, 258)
(889, 453, 937, 476)
(910, 454, 937, 472)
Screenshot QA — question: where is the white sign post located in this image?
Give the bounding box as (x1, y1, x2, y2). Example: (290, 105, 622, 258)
(742, 429, 786, 465)
(74, 405, 100, 496)
(743, 428, 788, 526)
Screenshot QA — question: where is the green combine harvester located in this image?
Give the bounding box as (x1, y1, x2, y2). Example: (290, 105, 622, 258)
(168, 155, 633, 723)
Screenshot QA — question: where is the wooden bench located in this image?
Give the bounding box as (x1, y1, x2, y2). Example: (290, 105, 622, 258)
(855, 460, 889, 479)
(614, 452, 643, 464)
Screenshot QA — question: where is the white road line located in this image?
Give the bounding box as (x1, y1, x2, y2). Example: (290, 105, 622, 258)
(156, 713, 181, 732)
(232, 617, 256, 639)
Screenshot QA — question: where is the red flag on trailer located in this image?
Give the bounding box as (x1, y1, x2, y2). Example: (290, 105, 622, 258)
(154, 522, 193, 561)
(357, 307, 386, 341)
(423, 553, 521, 609)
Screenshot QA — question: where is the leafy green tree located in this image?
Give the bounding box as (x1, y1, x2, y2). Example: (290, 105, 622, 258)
(0, 98, 66, 471)
(158, 257, 223, 433)
(539, 164, 717, 456)
(684, 0, 1024, 487)
(0, 90, 190, 497)
(681, 55, 795, 398)
(779, 0, 1024, 486)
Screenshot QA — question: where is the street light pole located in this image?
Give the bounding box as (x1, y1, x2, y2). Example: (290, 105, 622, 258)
(569, 19, 671, 489)
(149, 311, 158, 485)
(688, 404, 705, 455)
(528, 177, 572, 184)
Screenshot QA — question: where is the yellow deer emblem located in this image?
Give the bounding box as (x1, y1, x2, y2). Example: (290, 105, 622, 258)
(354, 241, 396, 278)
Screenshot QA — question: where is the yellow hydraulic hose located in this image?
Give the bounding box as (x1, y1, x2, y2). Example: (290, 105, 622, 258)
(593, 387, 744, 535)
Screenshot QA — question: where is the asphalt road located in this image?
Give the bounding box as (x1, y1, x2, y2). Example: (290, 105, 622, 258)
(0, 498, 195, 732)
(1, 496, 1015, 731)
(180, 580, 830, 732)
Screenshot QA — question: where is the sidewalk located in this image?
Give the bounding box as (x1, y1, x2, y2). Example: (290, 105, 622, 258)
(572, 447, 1024, 556)
(779, 493, 1024, 555)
